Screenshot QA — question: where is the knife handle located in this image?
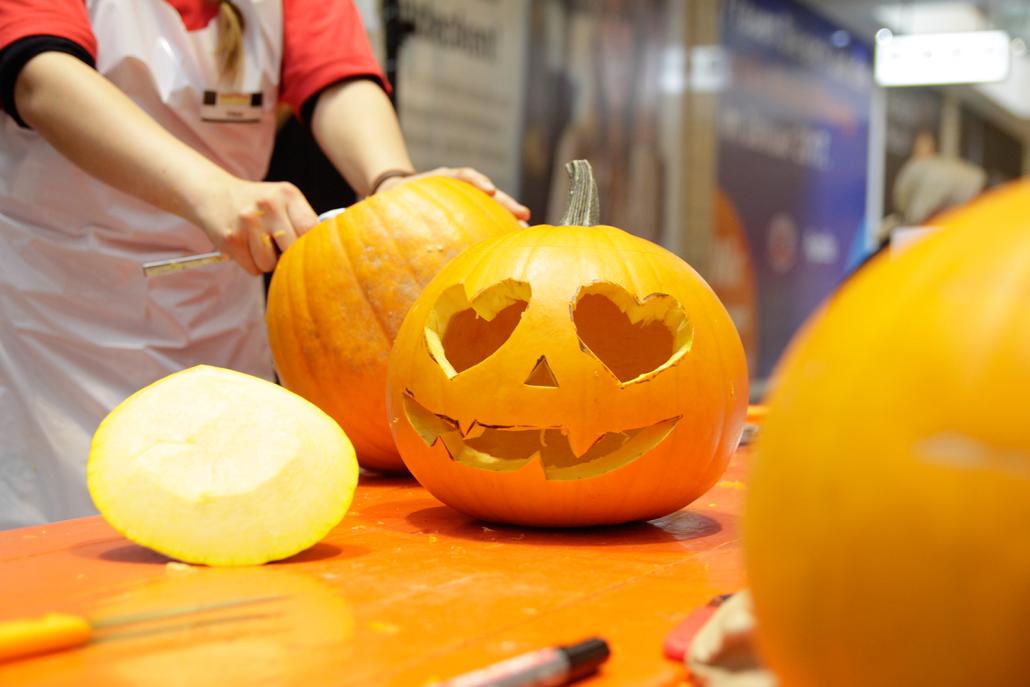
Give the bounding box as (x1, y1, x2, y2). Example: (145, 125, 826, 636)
(0, 613, 92, 662)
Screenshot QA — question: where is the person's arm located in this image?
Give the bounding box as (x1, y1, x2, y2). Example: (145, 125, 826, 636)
(14, 51, 318, 274)
(308, 78, 410, 197)
(309, 78, 530, 220)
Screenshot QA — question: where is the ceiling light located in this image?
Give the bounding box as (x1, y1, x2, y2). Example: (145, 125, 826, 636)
(875, 30, 1011, 87)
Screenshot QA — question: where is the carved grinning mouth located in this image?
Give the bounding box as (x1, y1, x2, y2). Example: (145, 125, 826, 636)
(402, 392, 681, 481)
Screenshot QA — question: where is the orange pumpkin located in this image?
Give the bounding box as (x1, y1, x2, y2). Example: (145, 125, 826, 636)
(386, 161, 748, 526)
(745, 181, 1030, 686)
(266, 177, 520, 472)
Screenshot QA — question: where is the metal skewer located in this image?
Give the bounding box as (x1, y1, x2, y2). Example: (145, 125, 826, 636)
(142, 251, 229, 277)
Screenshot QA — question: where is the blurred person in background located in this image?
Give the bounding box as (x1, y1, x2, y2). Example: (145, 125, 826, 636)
(875, 130, 987, 254)
(0, 0, 527, 529)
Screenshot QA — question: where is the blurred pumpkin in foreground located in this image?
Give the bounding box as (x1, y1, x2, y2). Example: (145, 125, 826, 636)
(386, 161, 748, 526)
(266, 177, 520, 472)
(745, 181, 1030, 687)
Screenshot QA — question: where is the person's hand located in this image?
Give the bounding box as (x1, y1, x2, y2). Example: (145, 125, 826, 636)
(687, 591, 775, 687)
(377, 166, 531, 224)
(195, 178, 320, 275)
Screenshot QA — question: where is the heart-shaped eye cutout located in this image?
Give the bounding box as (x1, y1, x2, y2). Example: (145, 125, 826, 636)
(573, 283, 692, 383)
(425, 280, 531, 377)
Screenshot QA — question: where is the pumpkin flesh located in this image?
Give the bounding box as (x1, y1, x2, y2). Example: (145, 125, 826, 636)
(88, 365, 358, 566)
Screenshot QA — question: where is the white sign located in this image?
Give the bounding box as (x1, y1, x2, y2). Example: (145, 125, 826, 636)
(875, 30, 1011, 87)
(396, 0, 528, 196)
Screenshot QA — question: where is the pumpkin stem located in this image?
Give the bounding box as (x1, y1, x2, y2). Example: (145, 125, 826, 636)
(559, 159, 600, 227)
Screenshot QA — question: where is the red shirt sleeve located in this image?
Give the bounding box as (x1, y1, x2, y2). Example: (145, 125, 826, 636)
(280, 0, 389, 118)
(0, 0, 96, 58)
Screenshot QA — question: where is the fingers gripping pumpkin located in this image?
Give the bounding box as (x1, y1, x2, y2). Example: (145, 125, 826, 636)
(386, 161, 748, 526)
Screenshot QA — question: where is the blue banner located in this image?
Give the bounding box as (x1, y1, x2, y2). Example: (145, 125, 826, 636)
(717, 0, 873, 383)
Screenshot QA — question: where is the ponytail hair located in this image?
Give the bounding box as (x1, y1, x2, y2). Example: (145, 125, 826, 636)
(216, 0, 245, 84)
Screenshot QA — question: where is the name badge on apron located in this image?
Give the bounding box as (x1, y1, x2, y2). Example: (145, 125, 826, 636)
(201, 90, 264, 123)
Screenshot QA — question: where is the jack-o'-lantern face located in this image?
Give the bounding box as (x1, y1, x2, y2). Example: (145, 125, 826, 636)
(401, 279, 692, 481)
(386, 162, 748, 526)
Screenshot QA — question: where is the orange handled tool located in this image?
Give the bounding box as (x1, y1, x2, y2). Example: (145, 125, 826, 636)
(0, 614, 91, 662)
(0, 595, 282, 663)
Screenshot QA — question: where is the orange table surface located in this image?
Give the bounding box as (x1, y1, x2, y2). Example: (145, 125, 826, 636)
(0, 451, 750, 687)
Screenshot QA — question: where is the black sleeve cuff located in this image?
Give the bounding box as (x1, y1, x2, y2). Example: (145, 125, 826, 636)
(299, 75, 384, 126)
(0, 35, 95, 129)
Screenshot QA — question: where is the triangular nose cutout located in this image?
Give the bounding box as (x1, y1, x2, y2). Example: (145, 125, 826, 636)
(524, 356, 559, 387)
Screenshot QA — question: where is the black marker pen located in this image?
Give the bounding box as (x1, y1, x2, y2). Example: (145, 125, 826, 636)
(436, 637, 610, 687)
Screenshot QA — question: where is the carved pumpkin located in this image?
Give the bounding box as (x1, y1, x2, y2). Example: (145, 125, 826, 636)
(266, 177, 520, 472)
(745, 181, 1030, 686)
(386, 161, 748, 526)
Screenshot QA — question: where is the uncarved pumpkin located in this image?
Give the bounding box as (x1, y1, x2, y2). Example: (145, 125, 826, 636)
(88, 365, 358, 566)
(266, 177, 520, 472)
(745, 181, 1030, 686)
(386, 161, 748, 526)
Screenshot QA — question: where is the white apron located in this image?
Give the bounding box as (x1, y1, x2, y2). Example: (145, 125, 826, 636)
(0, 0, 283, 528)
